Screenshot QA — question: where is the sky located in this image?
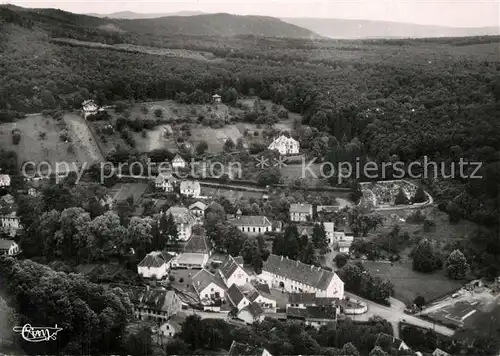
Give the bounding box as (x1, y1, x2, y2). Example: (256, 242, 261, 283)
(6, 0, 500, 28)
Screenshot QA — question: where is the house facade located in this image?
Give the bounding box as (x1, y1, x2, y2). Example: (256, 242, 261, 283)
(180, 181, 201, 198)
(127, 288, 182, 323)
(189, 201, 207, 222)
(247, 283, 277, 312)
(255, 254, 344, 298)
(155, 173, 177, 192)
(212, 94, 222, 104)
(289, 203, 313, 222)
(286, 305, 339, 328)
(226, 283, 250, 310)
(82, 100, 99, 119)
(219, 255, 251, 287)
(137, 251, 175, 279)
(0, 239, 20, 256)
(268, 135, 300, 155)
(0, 175, 11, 187)
(192, 269, 227, 304)
(237, 302, 265, 324)
(165, 206, 196, 241)
(228, 210, 273, 236)
(172, 154, 186, 169)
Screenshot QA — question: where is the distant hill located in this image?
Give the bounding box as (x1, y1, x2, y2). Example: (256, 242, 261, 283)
(281, 17, 500, 39)
(114, 13, 319, 38)
(87, 10, 206, 19)
(0, 6, 319, 39)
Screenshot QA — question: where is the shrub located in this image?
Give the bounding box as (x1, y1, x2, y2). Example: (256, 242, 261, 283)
(12, 129, 21, 145)
(154, 108, 163, 118)
(179, 277, 184, 283)
(168, 275, 175, 282)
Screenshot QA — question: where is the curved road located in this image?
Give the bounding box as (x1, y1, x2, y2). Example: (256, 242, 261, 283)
(345, 292, 454, 338)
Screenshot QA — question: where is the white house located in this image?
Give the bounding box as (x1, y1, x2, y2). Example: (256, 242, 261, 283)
(0, 175, 11, 187)
(155, 173, 177, 192)
(247, 283, 277, 312)
(228, 341, 273, 356)
(180, 181, 201, 198)
(192, 269, 227, 304)
(137, 251, 175, 279)
(228, 209, 273, 236)
(289, 203, 313, 222)
(0, 194, 20, 233)
(189, 201, 207, 222)
(255, 254, 344, 298)
(82, 99, 99, 119)
(172, 154, 186, 169)
(165, 206, 196, 241)
(212, 94, 222, 104)
(237, 302, 265, 324)
(159, 313, 185, 338)
(0, 239, 20, 256)
(268, 135, 300, 155)
(172, 253, 208, 269)
(125, 287, 182, 322)
(226, 283, 250, 310)
(219, 255, 251, 287)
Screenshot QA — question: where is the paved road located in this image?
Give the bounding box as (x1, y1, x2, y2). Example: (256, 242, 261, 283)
(345, 292, 455, 338)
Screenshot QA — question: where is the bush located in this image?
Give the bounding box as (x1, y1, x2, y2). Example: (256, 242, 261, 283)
(179, 277, 184, 283)
(168, 275, 175, 282)
(11, 129, 21, 145)
(154, 108, 163, 118)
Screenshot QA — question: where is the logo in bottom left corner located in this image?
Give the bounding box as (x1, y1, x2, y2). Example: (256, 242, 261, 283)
(13, 324, 63, 342)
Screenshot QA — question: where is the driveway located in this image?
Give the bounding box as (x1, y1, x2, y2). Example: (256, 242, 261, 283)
(345, 292, 455, 338)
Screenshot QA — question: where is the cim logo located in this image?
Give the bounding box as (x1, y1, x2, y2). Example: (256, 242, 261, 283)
(12, 324, 62, 343)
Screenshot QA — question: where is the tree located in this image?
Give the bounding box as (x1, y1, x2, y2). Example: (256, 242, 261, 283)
(312, 223, 329, 252)
(164, 213, 179, 247)
(223, 138, 235, 152)
(87, 212, 127, 261)
(257, 169, 282, 187)
(412, 186, 427, 203)
(241, 238, 263, 274)
(412, 239, 442, 273)
(196, 140, 208, 155)
(154, 108, 163, 118)
(446, 250, 468, 280)
(394, 188, 409, 205)
(414, 296, 426, 308)
(236, 137, 245, 150)
(369, 346, 388, 356)
(340, 342, 360, 356)
(125, 217, 153, 256)
(123, 327, 154, 356)
(335, 253, 349, 268)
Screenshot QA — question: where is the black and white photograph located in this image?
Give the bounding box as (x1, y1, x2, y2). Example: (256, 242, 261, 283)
(0, 0, 499, 355)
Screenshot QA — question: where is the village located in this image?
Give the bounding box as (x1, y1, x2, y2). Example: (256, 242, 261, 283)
(1, 96, 499, 356)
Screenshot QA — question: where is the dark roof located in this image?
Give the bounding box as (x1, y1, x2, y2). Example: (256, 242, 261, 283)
(288, 293, 316, 304)
(248, 283, 274, 303)
(254, 283, 271, 296)
(226, 284, 247, 307)
(286, 305, 337, 321)
(289, 203, 312, 214)
(219, 256, 241, 279)
(262, 254, 338, 290)
(192, 269, 226, 293)
(189, 201, 207, 211)
(0, 239, 15, 250)
(228, 215, 272, 227)
(166, 206, 196, 225)
(239, 301, 264, 318)
(228, 341, 268, 356)
(120, 286, 178, 313)
(297, 226, 314, 237)
(137, 251, 175, 268)
(184, 234, 212, 254)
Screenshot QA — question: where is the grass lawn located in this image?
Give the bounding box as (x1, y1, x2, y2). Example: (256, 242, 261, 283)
(110, 182, 149, 204)
(0, 114, 101, 172)
(200, 185, 264, 201)
(362, 261, 463, 305)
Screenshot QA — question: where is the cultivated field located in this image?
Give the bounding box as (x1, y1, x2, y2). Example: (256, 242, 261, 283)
(0, 114, 102, 172)
(362, 261, 463, 305)
(108, 182, 149, 204)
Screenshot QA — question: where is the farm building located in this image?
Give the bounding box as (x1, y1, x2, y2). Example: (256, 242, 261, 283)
(227, 209, 274, 236)
(286, 305, 339, 328)
(218, 255, 251, 288)
(137, 251, 176, 279)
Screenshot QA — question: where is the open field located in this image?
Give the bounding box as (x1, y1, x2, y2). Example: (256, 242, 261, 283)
(200, 185, 264, 201)
(362, 261, 463, 305)
(0, 114, 101, 172)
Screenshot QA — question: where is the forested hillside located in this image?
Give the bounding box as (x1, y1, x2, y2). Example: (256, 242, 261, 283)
(1, 5, 499, 274)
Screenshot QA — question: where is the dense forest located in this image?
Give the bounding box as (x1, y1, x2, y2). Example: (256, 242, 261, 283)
(1, 7, 499, 273)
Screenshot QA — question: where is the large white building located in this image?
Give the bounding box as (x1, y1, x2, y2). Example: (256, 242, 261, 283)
(164, 206, 196, 241)
(268, 135, 300, 155)
(155, 172, 177, 192)
(0, 175, 11, 187)
(254, 254, 344, 298)
(218, 255, 251, 287)
(82, 99, 99, 119)
(192, 269, 227, 305)
(180, 181, 201, 198)
(0, 239, 20, 256)
(289, 203, 313, 222)
(137, 251, 176, 279)
(172, 154, 186, 169)
(227, 210, 273, 236)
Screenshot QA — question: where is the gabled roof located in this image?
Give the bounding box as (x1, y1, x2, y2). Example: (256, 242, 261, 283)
(375, 333, 406, 350)
(288, 293, 316, 305)
(0, 239, 15, 250)
(219, 255, 243, 280)
(228, 215, 272, 227)
(226, 284, 247, 307)
(155, 172, 177, 184)
(228, 341, 270, 356)
(212, 94, 221, 98)
(239, 301, 264, 319)
(172, 154, 185, 163)
(166, 206, 196, 225)
(121, 286, 178, 313)
(184, 234, 212, 254)
(137, 251, 175, 268)
(248, 283, 274, 303)
(262, 254, 339, 291)
(0, 175, 11, 186)
(289, 203, 313, 213)
(269, 135, 298, 148)
(180, 181, 200, 191)
(432, 348, 450, 356)
(175, 253, 206, 266)
(192, 269, 226, 294)
(189, 201, 207, 211)
(298, 226, 314, 237)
